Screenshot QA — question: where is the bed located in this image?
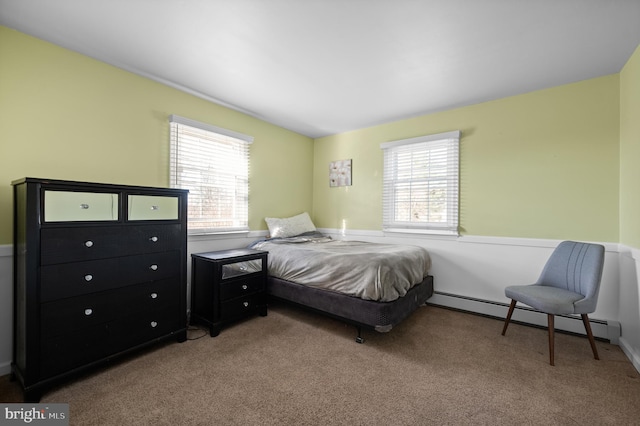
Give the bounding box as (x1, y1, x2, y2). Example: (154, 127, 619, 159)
(248, 213, 433, 342)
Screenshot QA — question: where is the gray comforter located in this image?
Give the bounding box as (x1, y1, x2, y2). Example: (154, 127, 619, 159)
(249, 234, 431, 302)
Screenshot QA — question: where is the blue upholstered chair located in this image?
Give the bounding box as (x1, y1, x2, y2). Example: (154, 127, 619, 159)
(501, 241, 605, 366)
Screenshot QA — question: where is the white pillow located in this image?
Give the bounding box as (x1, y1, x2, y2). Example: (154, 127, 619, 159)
(265, 212, 316, 238)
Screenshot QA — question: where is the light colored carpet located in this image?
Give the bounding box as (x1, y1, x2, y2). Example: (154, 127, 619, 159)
(3, 303, 640, 425)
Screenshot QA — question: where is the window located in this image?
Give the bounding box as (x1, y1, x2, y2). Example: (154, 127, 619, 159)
(169, 115, 253, 234)
(380, 131, 460, 235)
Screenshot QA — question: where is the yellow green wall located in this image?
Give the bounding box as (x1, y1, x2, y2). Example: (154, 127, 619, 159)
(313, 76, 620, 241)
(0, 25, 631, 245)
(620, 44, 640, 248)
(0, 26, 314, 244)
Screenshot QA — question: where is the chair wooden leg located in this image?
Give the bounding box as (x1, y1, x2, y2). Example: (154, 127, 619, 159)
(502, 299, 517, 336)
(581, 314, 600, 360)
(548, 314, 555, 366)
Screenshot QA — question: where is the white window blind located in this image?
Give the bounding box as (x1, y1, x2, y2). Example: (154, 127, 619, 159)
(380, 130, 460, 235)
(169, 115, 253, 234)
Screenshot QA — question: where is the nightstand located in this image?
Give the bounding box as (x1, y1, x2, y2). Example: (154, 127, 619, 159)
(191, 249, 268, 336)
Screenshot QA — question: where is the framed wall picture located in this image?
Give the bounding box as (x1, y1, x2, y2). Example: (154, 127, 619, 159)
(329, 159, 352, 187)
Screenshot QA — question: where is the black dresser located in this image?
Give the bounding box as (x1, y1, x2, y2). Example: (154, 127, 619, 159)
(11, 178, 188, 402)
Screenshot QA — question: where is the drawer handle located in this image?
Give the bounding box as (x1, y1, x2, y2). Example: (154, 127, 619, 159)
(80, 203, 90, 209)
(84, 274, 93, 282)
(150, 321, 158, 328)
(242, 284, 248, 290)
(243, 301, 249, 308)
(150, 205, 159, 210)
(84, 308, 93, 316)
(149, 236, 159, 242)
(150, 293, 158, 299)
(84, 240, 94, 248)
(149, 264, 158, 271)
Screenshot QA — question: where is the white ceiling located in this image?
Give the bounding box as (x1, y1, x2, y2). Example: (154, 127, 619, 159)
(1, 1, 640, 138)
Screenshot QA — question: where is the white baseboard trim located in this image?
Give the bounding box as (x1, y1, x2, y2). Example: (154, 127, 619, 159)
(619, 337, 640, 374)
(0, 244, 12, 257)
(428, 291, 620, 343)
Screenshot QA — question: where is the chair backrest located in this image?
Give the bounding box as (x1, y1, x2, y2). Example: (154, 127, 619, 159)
(536, 241, 605, 313)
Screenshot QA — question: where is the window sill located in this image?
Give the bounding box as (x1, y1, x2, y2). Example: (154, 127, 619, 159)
(382, 228, 459, 238)
(188, 230, 249, 238)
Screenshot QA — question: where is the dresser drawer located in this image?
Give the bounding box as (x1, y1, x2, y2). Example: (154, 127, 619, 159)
(114, 278, 181, 317)
(41, 277, 182, 339)
(43, 190, 119, 222)
(40, 324, 111, 379)
(123, 251, 182, 284)
(128, 195, 179, 221)
(40, 303, 182, 379)
(109, 306, 182, 353)
(41, 257, 124, 302)
(41, 224, 183, 265)
(220, 294, 264, 320)
(41, 293, 113, 339)
(41, 252, 182, 301)
(219, 275, 265, 301)
(125, 224, 183, 254)
(41, 227, 125, 265)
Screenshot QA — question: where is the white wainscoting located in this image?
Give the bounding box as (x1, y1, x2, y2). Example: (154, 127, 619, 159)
(317, 229, 639, 372)
(1, 232, 639, 376)
(617, 245, 640, 373)
(0, 245, 13, 376)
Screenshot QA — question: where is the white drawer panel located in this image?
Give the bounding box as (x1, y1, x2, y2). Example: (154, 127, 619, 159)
(44, 191, 118, 222)
(128, 195, 179, 221)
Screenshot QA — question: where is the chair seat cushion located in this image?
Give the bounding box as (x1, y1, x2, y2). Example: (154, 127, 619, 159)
(505, 284, 584, 315)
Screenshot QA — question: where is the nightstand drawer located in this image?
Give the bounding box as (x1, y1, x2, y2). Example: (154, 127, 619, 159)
(220, 294, 264, 319)
(219, 276, 264, 301)
(221, 258, 264, 279)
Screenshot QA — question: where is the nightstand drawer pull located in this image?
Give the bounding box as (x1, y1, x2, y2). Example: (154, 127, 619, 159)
(84, 308, 93, 316)
(149, 264, 158, 271)
(150, 321, 158, 328)
(243, 301, 249, 308)
(150, 205, 159, 210)
(242, 284, 248, 290)
(80, 203, 90, 209)
(150, 293, 158, 299)
(149, 236, 159, 242)
(84, 240, 94, 248)
(84, 274, 93, 282)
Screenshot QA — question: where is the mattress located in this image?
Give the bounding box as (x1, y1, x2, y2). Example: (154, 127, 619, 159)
(249, 232, 431, 302)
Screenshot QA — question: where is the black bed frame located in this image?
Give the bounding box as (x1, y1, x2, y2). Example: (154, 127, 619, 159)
(267, 275, 434, 343)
